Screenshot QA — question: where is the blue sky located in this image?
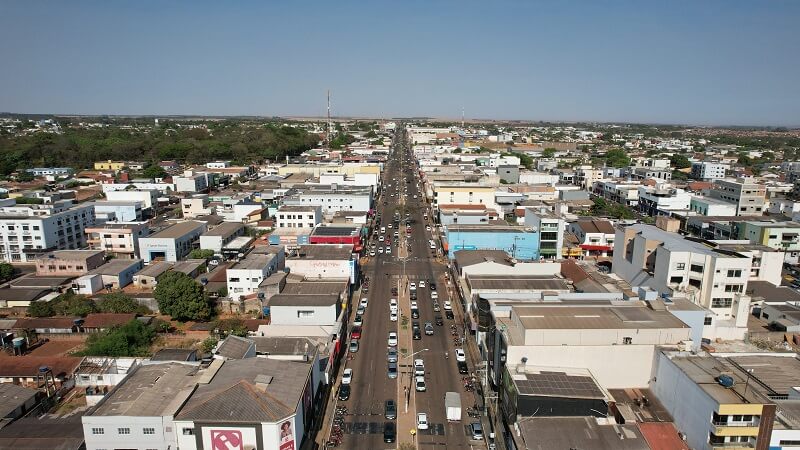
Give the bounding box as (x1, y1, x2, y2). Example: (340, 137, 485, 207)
(1, 1, 798, 126)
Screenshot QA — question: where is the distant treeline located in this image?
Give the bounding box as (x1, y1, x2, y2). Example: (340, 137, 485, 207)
(0, 120, 320, 174)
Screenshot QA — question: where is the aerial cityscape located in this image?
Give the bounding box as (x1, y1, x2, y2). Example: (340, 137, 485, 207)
(1, 2, 799, 450)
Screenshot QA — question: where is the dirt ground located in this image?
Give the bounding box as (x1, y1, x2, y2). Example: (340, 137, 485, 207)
(26, 339, 84, 356)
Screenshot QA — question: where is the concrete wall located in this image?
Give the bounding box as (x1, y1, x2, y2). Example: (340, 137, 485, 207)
(284, 259, 351, 280)
(270, 304, 338, 326)
(82, 415, 174, 450)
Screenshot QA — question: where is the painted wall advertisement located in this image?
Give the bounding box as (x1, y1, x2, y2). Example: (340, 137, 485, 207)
(279, 419, 295, 450)
(203, 426, 257, 450)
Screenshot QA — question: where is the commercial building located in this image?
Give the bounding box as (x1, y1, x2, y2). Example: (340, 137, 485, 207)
(438, 204, 498, 226)
(282, 185, 372, 215)
(104, 189, 160, 210)
(138, 221, 206, 263)
(284, 245, 356, 282)
(93, 160, 127, 171)
(568, 219, 616, 258)
(35, 250, 106, 277)
(0, 204, 96, 263)
(738, 220, 800, 264)
(614, 224, 756, 340)
(651, 352, 776, 450)
(198, 222, 246, 255)
(268, 281, 347, 326)
(444, 224, 541, 260)
(173, 172, 209, 193)
(433, 184, 499, 214)
(592, 180, 640, 207)
(174, 358, 317, 450)
(91, 200, 144, 222)
(85, 222, 150, 259)
(226, 251, 283, 297)
(180, 194, 214, 218)
(276, 205, 322, 229)
(691, 162, 727, 181)
(708, 178, 767, 216)
(690, 196, 738, 217)
(82, 362, 201, 450)
(309, 225, 363, 252)
(637, 185, 691, 217)
(522, 208, 565, 260)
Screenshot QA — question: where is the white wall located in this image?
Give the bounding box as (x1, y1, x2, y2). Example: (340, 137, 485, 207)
(270, 304, 338, 326)
(82, 415, 174, 450)
(284, 259, 351, 279)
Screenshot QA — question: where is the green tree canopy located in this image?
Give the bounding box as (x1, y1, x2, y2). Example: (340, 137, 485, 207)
(154, 271, 212, 321)
(141, 165, 167, 179)
(79, 319, 156, 357)
(542, 148, 556, 158)
(96, 293, 151, 314)
(604, 149, 631, 168)
(213, 317, 249, 337)
(189, 249, 216, 260)
(670, 154, 691, 169)
(0, 263, 14, 281)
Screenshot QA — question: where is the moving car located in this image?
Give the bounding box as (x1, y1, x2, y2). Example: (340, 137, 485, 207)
(431, 291, 439, 300)
(385, 400, 397, 420)
(455, 348, 466, 362)
(444, 300, 452, 310)
(415, 376, 427, 392)
(435, 315, 444, 326)
(430, 282, 437, 291)
(424, 322, 434, 335)
(458, 361, 469, 374)
(342, 368, 353, 384)
(419, 280, 426, 288)
(409, 282, 417, 291)
(383, 422, 396, 443)
(446, 310, 454, 320)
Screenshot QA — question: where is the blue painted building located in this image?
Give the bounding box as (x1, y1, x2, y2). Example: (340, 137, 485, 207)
(444, 224, 540, 260)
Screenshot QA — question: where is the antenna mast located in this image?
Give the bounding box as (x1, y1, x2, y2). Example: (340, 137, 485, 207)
(461, 107, 465, 129)
(327, 90, 332, 148)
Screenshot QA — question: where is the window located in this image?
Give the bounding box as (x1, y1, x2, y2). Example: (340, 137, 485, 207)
(298, 310, 315, 318)
(712, 298, 733, 308)
(182, 428, 195, 435)
(118, 427, 130, 435)
(229, 277, 240, 282)
(690, 264, 704, 273)
(725, 284, 744, 293)
(91, 427, 105, 435)
(727, 269, 742, 277)
(704, 317, 713, 325)
(676, 263, 685, 270)
(670, 276, 683, 284)
(143, 427, 155, 435)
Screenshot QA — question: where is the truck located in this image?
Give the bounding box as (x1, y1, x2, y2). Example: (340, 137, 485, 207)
(445, 391, 461, 422)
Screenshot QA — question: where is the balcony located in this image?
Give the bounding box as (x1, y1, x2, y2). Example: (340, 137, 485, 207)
(711, 422, 760, 437)
(711, 443, 754, 450)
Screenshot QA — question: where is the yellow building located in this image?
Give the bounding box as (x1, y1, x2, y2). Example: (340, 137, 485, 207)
(94, 160, 127, 171)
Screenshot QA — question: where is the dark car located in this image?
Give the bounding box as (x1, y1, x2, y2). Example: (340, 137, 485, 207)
(391, 287, 398, 295)
(445, 310, 455, 320)
(435, 315, 444, 326)
(385, 400, 397, 420)
(413, 328, 422, 340)
(383, 422, 396, 443)
(430, 282, 437, 291)
(338, 384, 351, 401)
(458, 361, 469, 374)
(411, 308, 419, 319)
(410, 292, 418, 301)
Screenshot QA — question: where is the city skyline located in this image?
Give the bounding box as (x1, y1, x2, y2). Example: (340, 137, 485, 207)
(0, 1, 798, 126)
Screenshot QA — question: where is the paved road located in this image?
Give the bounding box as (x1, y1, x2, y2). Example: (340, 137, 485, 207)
(331, 126, 480, 449)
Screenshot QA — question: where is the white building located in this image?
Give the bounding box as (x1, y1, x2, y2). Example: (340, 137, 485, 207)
(226, 252, 282, 297)
(282, 185, 372, 215)
(218, 195, 264, 223)
(284, 245, 354, 280)
(637, 184, 691, 216)
(174, 172, 210, 193)
(138, 221, 206, 263)
(432, 184, 500, 214)
(276, 205, 322, 229)
(104, 189, 159, 210)
(198, 222, 246, 255)
(0, 204, 96, 263)
(690, 196, 738, 216)
(180, 194, 214, 218)
(691, 161, 727, 180)
(102, 182, 175, 195)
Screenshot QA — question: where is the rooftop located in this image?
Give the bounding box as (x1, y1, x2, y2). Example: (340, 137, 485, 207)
(517, 417, 649, 450)
(231, 253, 274, 270)
(135, 261, 172, 278)
(467, 274, 570, 292)
(0, 356, 83, 379)
(90, 362, 200, 417)
(216, 335, 255, 360)
(280, 281, 346, 296)
(511, 367, 606, 400)
(667, 353, 765, 405)
(574, 219, 616, 234)
(249, 336, 327, 357)
(37, 249, 104, 261)
(0, 383, 38, 418)
(147, 220, 205, 239)
(0, 416, 85, 450)
(176, 358, 311, 423)
(202, 221, 243, 237)
(310, 225, 360, 237)
(151, 348, 198, 361)
(511, 304, 690, 330)
(289, 244, 353, 260)
(453, 249, 513, 268)
(447, 224, 529, 233)
(269, 293, 340, 307)
(88, 259, 142, 276)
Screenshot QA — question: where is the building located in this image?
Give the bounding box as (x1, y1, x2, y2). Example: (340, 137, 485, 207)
(85, 222, 150, 259)
(198, 222, 246, 255)
(433, 184, 499, 214)
(439, 204, 498, 226)
(0, 204, 96, 263)
(690, 196, 738, 217)
(284, 245, 356, 282)
(91, 200, 145, 222)
(268, 281, 347, 326)
(132, 261, 172, 289)
(282, 185, 372, 215)
(138, 221, 206, 263)
(738, 220, 800, 264)
(181, 194, 214, 218)
(614, 224, 755, 340)
(94, 160, 127, 172)
(227, 251, 282, 298)
(523, 209, 565, 260)
(173, 358, 316, 450)
(630, 167, 673, 182)
(218, 195, 263, 223)
(707, 178, 767, 216)
(445, 224, 542, 260)
(174, 172, 210, 193)
(568, 219, 616, 258)
(308, 225, 363, 252)
(81, 259, 143, 291)
(0, 355, 83, 389)
(25, 167, 73, 177)
(82, 362, 200, 450)
(691, 162, 727, 181)
(104, 189, 159, 210)
(496, 165, 520, 183)
(637, 185, 691, 217)
(0, 383, 40, 423)
(35, 250, 106, 277)
(593, 180, 640, 207)
(651, 352, 775, 450)
(489, 302, 691, 389)
(276, 205, 322, 229)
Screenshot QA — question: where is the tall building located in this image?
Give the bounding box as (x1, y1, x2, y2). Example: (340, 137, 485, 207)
(0, 204, 95, 263)
(708, 178, 766, 216)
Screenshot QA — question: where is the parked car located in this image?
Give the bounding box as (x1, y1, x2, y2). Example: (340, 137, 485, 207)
(470, 422, 484, 440)
(385, 400, 397, 420)
(417, 413, 429, 430)
(457, 361, 469, 374)
(415, 376, 427, 392)
(351, 326, 362, 340)
(342, 368, 353, 384)
(387, 362, 398, 379)
(383, 421, 396, 443)
(455, 348, 466, 362)
(388, 332, 398, 347)
(337, 384, 351, 400)
(387, 347, 398, 363)
(435, 315, 444, 326)
(349, 340, 359, 353)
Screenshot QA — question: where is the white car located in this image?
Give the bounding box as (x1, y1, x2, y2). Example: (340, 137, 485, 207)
(388, 332, 398, 347)
(444, 300, 452, 310)
(385, 246, 391, 253)
(426, 225, 431, 231)
(455, 348, 466, 362)
(417, 413, 429, 430)
(390, 298, 398, 312)
(390, 311, 398, 322)
(431, 291, 439, 300)
(409, 282, 417, 290)
(379, 235, 385, 242)
(353, 315, 363, 327)
(415, 376, 427, 392)
(378, 247, 384, 254)
(387, 223, 393, 229)
(410, 301, 418, 309)
(369, 250, 376, 257)
(419, 280, 426, 288)
(360, 298, 368, 308)
(414, 359, 425, 376)
(342, 368, 353, 385)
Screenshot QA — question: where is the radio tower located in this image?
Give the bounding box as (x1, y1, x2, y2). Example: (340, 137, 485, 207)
(461, 107, 465, 129)
(327, 90, 332, 148)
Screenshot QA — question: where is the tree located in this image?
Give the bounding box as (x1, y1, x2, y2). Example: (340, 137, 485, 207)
(28, 300, 55, 317)
(15, 172, 35, 182)
(201, 337, 218, 353)
(542, 148, 556, 158)
(154, 271, 212, 321)
(51, 291, 97, 317)
(141, 165, 167, 179)
(365, 130, 377, 138)
(96, 293, 151, 314)
(189, 249, 216, 260)
(605, 149, 630, 168)
(80, 319, 156, 357)
(670, 154, 691, 169)
(0, 263, 14, 281)
(213, 318, 249, 337)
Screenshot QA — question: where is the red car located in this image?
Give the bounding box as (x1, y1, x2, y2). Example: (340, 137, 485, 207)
(351, 326, 362, 340)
